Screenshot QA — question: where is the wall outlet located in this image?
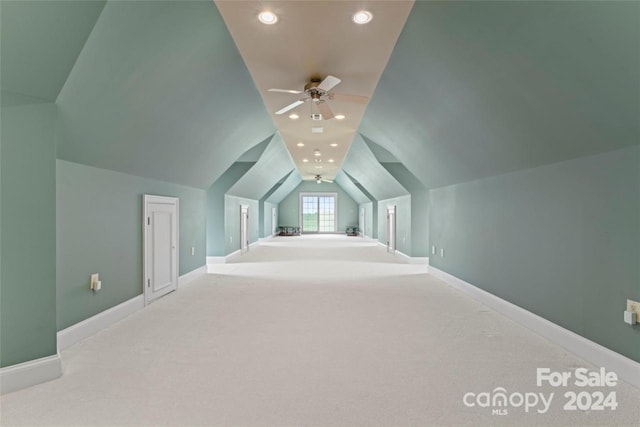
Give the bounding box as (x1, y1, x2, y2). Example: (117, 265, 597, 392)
(440, 248, 445, 257)
(432, 246, 436, 255)
(90, 273, 99, 290)
(627, 299, 640, 318)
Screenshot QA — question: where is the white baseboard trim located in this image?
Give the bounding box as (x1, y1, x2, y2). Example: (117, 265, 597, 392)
(178, 265, 207, 288)
(1, 354, 62, 394)
(206, 249, 242, 271)
(226, 249, 241, 259)
(395, 250, 430, 266)
(428, 266, 640, 390)
(57, 295, 144, 352)
(249, 240, 259, 248)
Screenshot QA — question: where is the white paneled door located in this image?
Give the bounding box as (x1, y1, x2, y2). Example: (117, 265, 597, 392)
(144, 195, 179, 305)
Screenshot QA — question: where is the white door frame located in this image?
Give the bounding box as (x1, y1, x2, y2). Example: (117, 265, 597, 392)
(387, 205, 396, 253)
(143, 195, 179, 305)
(240, 204, 249, 254)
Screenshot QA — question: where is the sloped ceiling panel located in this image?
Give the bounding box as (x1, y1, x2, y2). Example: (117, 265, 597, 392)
(342, 134, 408, 201)
(381, 163, 425, 193)
(56, 0, 275, 189)
(333, 170, 370, 205)
(227, 133, 296, 200)
(266, 170, 303, 205)
(1, 0, 106, 102)
(359, 2, 640, 189)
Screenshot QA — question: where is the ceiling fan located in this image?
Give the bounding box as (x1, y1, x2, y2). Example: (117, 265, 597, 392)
(313, 174, 333, 184)
(269, 75, 368, 120)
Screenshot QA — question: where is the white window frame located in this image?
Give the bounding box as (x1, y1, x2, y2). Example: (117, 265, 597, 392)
(299, 192, 338, 233)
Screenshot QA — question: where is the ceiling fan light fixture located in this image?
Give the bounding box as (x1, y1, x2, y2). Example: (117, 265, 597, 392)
(313, 149, 321, 157)
(258, 11, 278, 25)
(353, 10, 373, 25)
(316, 179, 322, 184)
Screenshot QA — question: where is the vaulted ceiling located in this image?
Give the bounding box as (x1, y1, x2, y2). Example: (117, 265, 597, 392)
(2, 1, 638, 196)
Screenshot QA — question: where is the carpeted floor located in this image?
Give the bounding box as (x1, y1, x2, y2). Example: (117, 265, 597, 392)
(1, 235, 638, 426)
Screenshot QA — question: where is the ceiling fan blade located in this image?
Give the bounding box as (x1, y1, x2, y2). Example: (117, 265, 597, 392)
(329, 92, 369, 104)
(316, 100, 334, 120)
(317, 75, 341, 92)
(268, 88, 304, 94)
(275, 98, 307, 115)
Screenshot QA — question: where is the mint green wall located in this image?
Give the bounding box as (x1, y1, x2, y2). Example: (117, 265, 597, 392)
(265, 170, 302, 204)
(278, 181, 358, 232)
(342, 135, 408, 201)
(56, 160, 206, 330)
(1, 1, 106, 101)
(378, 195, 412, 256)
(206, 162, 254, 256)
(1, 103, 57, 367)
(56, 0, 275, 188)
(429, 146, 640, 362)
(226, 134, 294, 200)
(224, 195, 259, 255)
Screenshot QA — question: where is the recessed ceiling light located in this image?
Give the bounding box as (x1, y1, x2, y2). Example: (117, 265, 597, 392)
(302, 158, 309, 163)
(258, 11, 278, 25)
(311, 127, 323, 133)
(335, 114, 345, 120)
(328, 159, 335, 163)
(352, 10, 372, 25)
(296, 142, 304, 147)
(330, 143, 338, 147)
(289, 113, 299, 120)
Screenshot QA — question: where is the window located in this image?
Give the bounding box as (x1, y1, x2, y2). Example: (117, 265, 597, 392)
(300, 193, 337, 233)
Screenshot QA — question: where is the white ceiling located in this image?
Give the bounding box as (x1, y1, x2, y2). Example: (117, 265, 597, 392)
(215, 1, 414, 181)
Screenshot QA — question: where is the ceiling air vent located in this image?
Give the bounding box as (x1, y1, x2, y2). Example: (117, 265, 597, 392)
(311, 127, 323, 133)
(310, 113, 322, 121)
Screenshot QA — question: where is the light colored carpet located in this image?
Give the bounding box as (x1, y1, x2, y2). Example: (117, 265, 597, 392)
(1, 235, 638, 426)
